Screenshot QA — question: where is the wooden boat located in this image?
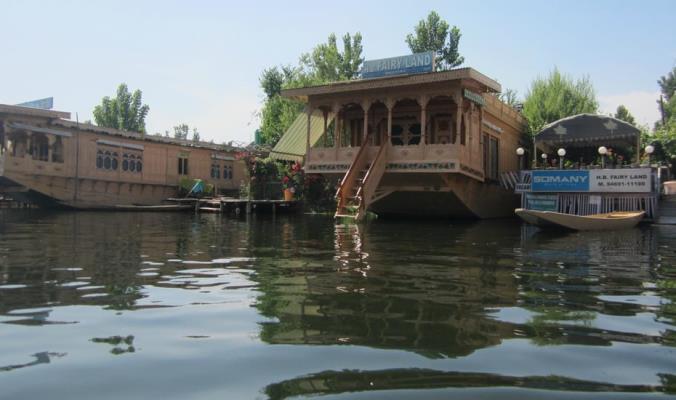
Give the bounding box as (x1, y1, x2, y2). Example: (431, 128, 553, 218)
(515, 208, 644, 231)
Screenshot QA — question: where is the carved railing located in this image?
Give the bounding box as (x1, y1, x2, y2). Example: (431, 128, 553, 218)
(335, 139, 371, 216)
(355, 142, 389, 220)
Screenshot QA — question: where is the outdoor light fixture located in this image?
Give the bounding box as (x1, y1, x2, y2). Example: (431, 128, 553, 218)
(645, 144, 655, 165)
(557, 148, 566, 169)
(541, 153, 548, 168)
(598, 146, 608, 168)
(516, 147, 525, 156)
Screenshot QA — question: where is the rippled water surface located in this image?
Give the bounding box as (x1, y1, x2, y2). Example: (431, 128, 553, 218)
(0, 210, 675, 399)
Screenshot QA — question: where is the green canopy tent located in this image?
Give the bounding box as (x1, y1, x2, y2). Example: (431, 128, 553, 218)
(270, 110, 334, 162)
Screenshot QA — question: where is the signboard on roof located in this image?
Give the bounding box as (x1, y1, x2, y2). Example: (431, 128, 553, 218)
(361, 52, 434, 79)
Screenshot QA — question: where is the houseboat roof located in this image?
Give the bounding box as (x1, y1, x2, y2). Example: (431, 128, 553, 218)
(281, 68, 502, 101)
(0, 103, 241, 153)
(535, 113, 640, 150)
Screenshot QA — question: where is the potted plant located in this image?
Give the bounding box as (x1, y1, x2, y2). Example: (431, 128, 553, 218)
(281, 161, 303, 201)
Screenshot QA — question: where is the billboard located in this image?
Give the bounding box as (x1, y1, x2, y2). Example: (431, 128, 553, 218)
(361, 52, 434, 79)
(529, 168, 652, 193)
(531, 170, 590, 192)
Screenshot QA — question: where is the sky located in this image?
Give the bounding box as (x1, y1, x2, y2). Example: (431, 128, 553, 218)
(2, 0, 675, 144)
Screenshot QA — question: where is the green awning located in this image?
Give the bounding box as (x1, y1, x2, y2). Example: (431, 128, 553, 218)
(270, 110, 332, 162)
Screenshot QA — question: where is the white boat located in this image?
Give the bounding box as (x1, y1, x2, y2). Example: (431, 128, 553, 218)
(515, 208, 645, 231)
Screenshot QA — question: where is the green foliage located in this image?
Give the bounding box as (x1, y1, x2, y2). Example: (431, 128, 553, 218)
(658, 66, 676, 100)
(192, 128, 200, 142)
(614, 105, 636, 126)
(406, 11, 464, 70)
(258, 33, 364, 146)
(300, 33, 364, 81)
(304, 174, 338, 212)
(498, 89, 520, 107)
(521, 68, 599, 135)
(93, 83, 149, 133)
(173, 123, 190, 140)
(259, 95, 305, 145)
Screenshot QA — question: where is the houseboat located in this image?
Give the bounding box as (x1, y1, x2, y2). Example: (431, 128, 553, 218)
(273, 54, 526, 219)
(513, 113, 662, 222)
(0, 104, 246, 209)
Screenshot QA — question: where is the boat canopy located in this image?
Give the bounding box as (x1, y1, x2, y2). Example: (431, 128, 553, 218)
(535, 114, 640, 152)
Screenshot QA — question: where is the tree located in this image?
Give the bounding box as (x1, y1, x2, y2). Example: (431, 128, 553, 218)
(499, 89, 519, 107)
(300, 32, 364, 82)
(614, 105, 636, 126)
(258, 32, 364, 146)
(173, 123, 190, 140)
(93, 83, 149, 133)
(521, 68, 599, 135)
(260, 67, 284, 99)
(406, 11, 464, 71)
(657, 67, 676, 126)
(192, 128, 200, 143)
(658, 66, 676, 101)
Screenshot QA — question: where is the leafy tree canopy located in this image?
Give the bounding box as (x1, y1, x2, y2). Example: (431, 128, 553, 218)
(498, 89, 520, 107)
(93, 83, 149, 133)
(406, 11, 464, 70)
(258, 32, 364, 146)
(614, 105, 636, 126)
(658, 66, 676, 101)
(521, 68, 599, 135)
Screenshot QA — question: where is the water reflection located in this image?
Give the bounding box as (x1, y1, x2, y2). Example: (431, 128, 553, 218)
(0, 210, 674, 398)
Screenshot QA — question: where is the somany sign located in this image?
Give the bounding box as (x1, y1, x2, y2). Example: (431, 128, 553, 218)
(361, 52, 434, 79)
(530, 169, 651, 193)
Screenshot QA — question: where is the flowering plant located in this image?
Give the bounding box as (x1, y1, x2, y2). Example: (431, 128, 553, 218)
(281, 161, 303, 195)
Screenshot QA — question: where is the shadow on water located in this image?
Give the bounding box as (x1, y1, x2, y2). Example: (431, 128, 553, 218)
(0, 210, 674, 398)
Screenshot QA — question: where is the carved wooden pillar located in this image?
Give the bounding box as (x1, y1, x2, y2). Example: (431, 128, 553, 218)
(419, 95, 429, 146)
(322, 108, 329, 147)
(332, 103, 341, 159)
(361, 99, 371, 145)
(452, 92, 463, 146)
(385, 98, 395, 143)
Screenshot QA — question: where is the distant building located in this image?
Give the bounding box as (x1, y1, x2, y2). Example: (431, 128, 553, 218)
(0, 104, 246, 208)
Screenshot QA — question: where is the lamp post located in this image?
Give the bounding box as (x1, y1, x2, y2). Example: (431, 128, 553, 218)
(557, 148, 566, 169)
(516, 147, 525, 170)
(541, 153, 548, 168)
(645, 144, 655, 165)
(598, 146, 607, 168)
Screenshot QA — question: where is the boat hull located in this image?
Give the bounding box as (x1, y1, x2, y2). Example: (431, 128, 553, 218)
(515, 208, 645, 231)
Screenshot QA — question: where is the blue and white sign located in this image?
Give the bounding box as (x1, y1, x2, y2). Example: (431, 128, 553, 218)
(361, 52, 435, 79)
(531, 170, 590, 192)
(526, 194, 559, 211)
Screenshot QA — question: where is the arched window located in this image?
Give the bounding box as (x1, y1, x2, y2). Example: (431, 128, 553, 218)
(136, 157, 142, 173)
(96, 150, 104, 169)
(460, 115, 466, 145)
(122, 154, 129, 171)
(52, 137, 64, 163)
(103, 151, 112, 169)
(129, 154, 136, 172)
(111, 152, 119, 170)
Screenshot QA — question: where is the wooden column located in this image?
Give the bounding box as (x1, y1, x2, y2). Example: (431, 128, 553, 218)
(362, 99, 371, 145)
(453, 92, 463, 146)
(386, 98, 395, 142)
(333, 103, 341, 159)
(322, 108, 329, 147)
(419, 95, 428, 146)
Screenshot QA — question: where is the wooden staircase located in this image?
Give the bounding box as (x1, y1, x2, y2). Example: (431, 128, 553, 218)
(335, 141, 390, 221)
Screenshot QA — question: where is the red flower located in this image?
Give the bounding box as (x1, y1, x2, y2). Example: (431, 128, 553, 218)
(282, 176, 290, 184)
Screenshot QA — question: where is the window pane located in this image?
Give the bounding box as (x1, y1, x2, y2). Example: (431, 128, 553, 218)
(130, 160, 136, 172)
(112, 158, 118, 170)
(137, 161, 142, 173)
(104, 157, 111, 169)
(123, 159, 129, 171)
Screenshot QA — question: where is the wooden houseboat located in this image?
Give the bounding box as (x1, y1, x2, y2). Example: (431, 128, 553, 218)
(274, 61, 527, 219)
(0, 104, 246, 209)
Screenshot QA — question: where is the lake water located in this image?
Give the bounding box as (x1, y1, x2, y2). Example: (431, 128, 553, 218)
(0, 210, 674, 399)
